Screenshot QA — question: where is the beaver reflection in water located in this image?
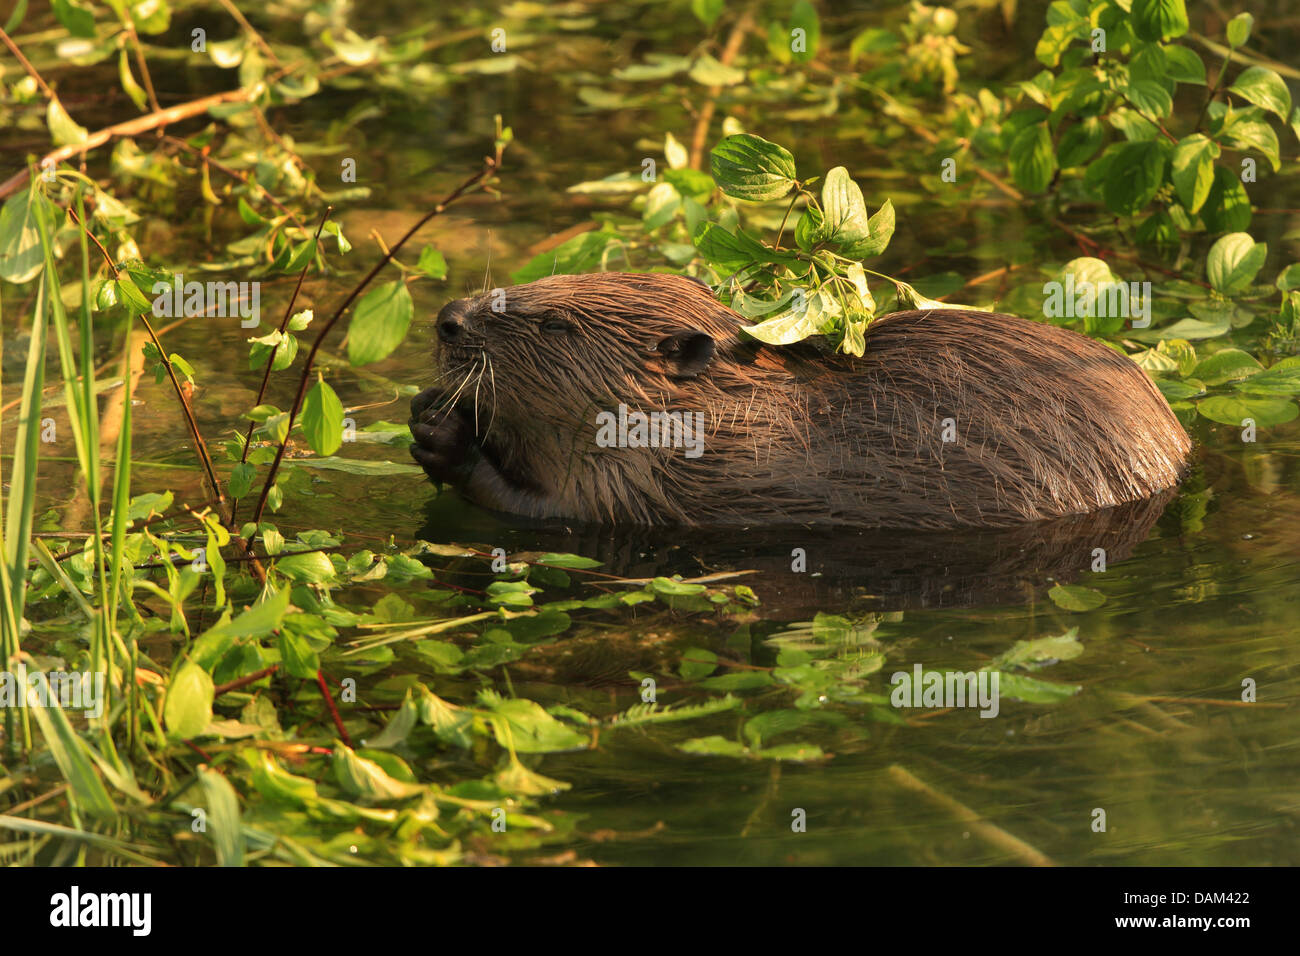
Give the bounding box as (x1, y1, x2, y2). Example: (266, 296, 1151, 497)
(409, 272, 1191, 528)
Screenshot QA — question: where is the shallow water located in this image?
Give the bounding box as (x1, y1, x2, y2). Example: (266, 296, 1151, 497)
(7, 3, 1300, 866)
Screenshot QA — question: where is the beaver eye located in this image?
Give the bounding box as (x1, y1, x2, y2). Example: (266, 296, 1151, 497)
(541, 318, 571, 335)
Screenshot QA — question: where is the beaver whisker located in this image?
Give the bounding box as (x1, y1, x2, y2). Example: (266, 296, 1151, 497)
(439, 354, 483, 419)
(482, 352, 499, 443)
(471, 355, 486, 434)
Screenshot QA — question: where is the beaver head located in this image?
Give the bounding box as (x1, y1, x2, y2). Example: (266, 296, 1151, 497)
(431, 272, 751, 431)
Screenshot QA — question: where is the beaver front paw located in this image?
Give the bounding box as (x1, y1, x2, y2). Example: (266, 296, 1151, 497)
(409, 389, 476, 484)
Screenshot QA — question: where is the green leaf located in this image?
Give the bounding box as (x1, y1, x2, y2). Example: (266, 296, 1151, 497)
(819, 166, 870, 248)
(1191, 347, 1263, 385)
(1057, 117, 1105, 168)
(1276, 264, 1300, 292)
(989, 672, 1081, 703)
(1048, 584, 1106, 611)
(510, 230, 615, 284)
(117, 48, 148, 111)
(1219, 109, 1281, 172)
(196, 768, 245, 866)
(740, 296, 823, 345)
(483, 696, 588, 753)
(1170, 134, 1219, 214)
(24, 696, 117, 821)
(47, 98, 88, 147)
(282, 237, 317, 274)
(1228, 67, 1292, 122)
(1226, 12, 1253, 48)
(643, 181, 681, 229)
(1155, 378, 1206, 401)
(129, 0, 171, 35)
(282, 456, 422, 476)
(678, 735, 749, 757)
(323, 220, 351, 253)
(416, 246, 447, 279)
(1103, 140, 1166, 215)
(848, 198, 895, 258)
(1201, 166, 1252, 232)
(275, 551, 337, 584)
(789, 0, 821, 63)
(1124, 80, 1172, 118)
(1196, 395, 1297, 427)
(114, 274, 153, 314)
(0, 186, 50, 284)
(536, 552, 602, 569)
(347, 280, 414, 365)
(302, 378, 344, 456)
(1130, 0, 1189, 42)
(190, 587, 292, 669)
(247, 329, 298, 371)
(1008, 123, 1057, 193)
(1163, 46, 1206, 84)
(691, 0, 724, 25)
(165, 662, 214, 739)
(333, 744, 425, 799)
(664, 168, 713, 197)
(1206, 233, 1267, 295)
(709, 133, 798, 203)
(693, 222, 773, 271)
(689, 54, 745, 86)
(612, 56, 693, 82)
(1238, 358, 1300, 395)
(228, 462, 255, 498)
(1131, 315, 1228, 342)
(680, 647, 719, 680)
(52, 0, 96, 37)
(278, 630, 320, 679)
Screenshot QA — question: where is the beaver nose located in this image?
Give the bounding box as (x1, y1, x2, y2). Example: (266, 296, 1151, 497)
(437, 300, 473, 343)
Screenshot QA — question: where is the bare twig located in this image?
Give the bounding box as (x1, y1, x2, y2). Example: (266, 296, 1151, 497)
(216, 0, 285, 69)
(688, 10, 756, 169)
(230, 206, 333, 526)
(114, 8, 162, 113)
(0, 25, 55, 98)
(0, 86, 259, 200)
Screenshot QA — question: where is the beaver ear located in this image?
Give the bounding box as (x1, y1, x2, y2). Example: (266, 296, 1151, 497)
(655, 331, 716, 378)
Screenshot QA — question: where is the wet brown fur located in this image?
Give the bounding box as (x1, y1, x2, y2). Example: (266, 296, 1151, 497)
(411, 272, 1192, 528)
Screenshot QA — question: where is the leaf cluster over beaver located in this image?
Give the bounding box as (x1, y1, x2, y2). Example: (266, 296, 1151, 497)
(409, 272, 1191, 528)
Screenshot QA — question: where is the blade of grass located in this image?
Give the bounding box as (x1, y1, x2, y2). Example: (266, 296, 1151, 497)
(24, 690, 120, 823)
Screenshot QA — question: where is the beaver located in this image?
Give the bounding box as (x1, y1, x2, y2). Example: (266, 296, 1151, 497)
(408, 272, 1192, 528)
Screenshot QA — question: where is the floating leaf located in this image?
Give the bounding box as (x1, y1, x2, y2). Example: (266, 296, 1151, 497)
(302, 378, 344, 456)
(1048, 584, 1106, 611)
(1197, 395, 1297, 427)
(1206, 233, 1267, 295)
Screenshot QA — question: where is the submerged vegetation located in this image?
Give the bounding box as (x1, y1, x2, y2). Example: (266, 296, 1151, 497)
(0, 0, 1297, 866)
